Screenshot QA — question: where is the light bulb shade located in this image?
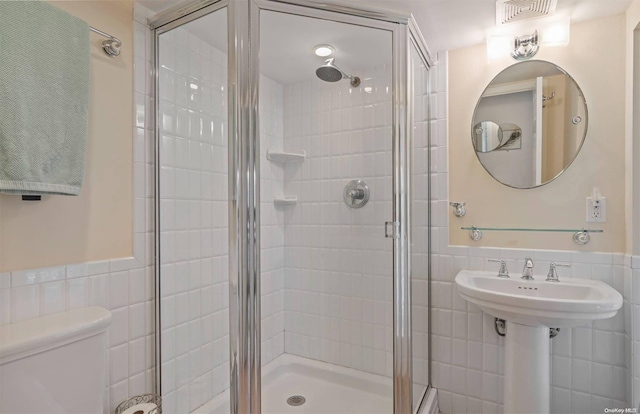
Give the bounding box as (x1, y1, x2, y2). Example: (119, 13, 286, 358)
(314, 44, 335, 57)
(486, 15, 570, 60)
(511, 31, 539, 60)
(538, 16, 570, 47)
(487, 35, 513, 60)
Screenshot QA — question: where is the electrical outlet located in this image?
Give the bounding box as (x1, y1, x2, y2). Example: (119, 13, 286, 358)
(586, 196, 606, 222)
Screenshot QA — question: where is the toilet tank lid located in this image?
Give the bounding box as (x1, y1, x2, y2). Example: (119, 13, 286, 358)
(0, 307, 111, 364)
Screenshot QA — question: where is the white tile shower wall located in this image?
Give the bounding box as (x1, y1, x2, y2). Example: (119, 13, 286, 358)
(157, 24, 230, 414)
(411, 50, 431, 392)
(260, 75, 286, 366)
(157, 22, 286, 413)
(281, 65, 395, 377)
(0, 6, 157, 414)
(431, 51, 632, 414)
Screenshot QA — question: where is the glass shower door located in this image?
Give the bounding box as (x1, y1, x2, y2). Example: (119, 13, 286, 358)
(152, 1, 433, 412)
(156, 5, 230, 413)
(257, 4, 399, 413)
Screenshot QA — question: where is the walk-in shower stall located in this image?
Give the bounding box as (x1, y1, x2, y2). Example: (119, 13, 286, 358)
(151, 1, 433, 412)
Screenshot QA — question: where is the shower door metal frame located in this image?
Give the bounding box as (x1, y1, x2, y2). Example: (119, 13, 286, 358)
(151, 2, 263, 412)
(229, 0, 262, 412)
(151, 1, 433, 413)
(407, 25, 434, 414)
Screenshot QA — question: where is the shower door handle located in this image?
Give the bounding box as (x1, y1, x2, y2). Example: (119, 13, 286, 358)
(385, 221, 399, 239)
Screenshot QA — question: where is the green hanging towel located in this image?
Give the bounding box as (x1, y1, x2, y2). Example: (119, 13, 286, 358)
(0, 0, 90, 195)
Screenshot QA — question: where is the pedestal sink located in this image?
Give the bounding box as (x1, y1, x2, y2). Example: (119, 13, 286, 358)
(455, 270, 623, 414)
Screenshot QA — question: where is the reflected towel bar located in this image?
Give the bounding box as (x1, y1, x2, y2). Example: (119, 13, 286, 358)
(90, 26, 121, 58)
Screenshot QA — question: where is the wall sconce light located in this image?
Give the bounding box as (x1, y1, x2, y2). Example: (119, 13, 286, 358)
(512, 30, 539, 60)
(487, 16, 570, 61)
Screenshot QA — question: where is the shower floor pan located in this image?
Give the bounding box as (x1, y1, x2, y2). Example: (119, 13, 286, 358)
(196, 353, 393, 413)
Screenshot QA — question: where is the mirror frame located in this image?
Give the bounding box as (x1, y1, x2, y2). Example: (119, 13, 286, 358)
(471, 60, 589, 189)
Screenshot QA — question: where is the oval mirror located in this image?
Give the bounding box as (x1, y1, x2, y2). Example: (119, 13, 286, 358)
(471, 60, 588, 189)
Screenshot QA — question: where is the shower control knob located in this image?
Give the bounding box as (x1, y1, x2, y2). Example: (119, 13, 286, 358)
(348, 188, 365, 200)
(343, 180, 369, 208)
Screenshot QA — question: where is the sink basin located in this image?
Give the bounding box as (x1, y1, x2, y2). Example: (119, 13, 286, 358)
(455, 270, 623, 328)
(455, 269, 623, 413)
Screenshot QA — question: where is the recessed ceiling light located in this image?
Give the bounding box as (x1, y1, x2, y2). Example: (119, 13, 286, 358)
(314, 44, 335, 57)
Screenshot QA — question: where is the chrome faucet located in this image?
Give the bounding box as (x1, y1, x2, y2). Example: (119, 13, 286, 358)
(522, 256, 534, 280)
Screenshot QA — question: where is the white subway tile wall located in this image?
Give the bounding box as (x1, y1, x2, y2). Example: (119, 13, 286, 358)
(260, 75, 286, 366)
(411, 47, 431, 397)
(157, 22, 231, 414)
(281, 64, 395, 376)
(157, 18, 286, 413)
(430, 52, 633, 414)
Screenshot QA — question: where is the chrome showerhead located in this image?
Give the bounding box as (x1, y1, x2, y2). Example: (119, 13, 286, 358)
(316, 59, 343, 82)
(315, 58, 361, 87)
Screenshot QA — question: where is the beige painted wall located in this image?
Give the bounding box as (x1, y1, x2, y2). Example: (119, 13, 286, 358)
(0, 1, 133, 272)
(449, 14, 626, 252)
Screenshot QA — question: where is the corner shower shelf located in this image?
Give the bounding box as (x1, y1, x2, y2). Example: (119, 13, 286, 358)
(461, 226, 604, 245)
(274, 195, 297, 206)
(266, 149, 306, 163)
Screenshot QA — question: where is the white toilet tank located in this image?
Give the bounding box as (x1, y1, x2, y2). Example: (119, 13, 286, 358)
(0, 307, 112, 414)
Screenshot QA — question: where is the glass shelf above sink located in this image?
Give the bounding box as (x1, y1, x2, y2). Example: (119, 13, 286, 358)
(461, 226, 604, 233)
(461, 226, 603, 245)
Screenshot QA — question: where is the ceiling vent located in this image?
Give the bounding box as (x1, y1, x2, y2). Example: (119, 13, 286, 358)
(496, 0, 558, 25)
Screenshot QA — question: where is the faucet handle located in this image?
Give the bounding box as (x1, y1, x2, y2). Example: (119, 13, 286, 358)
(546, 262, 570, 282)
(488, 259, 510, 278)
(521, 256, 535, 280)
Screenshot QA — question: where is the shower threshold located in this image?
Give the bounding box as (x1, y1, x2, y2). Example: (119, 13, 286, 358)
(195, 354, 393, 413)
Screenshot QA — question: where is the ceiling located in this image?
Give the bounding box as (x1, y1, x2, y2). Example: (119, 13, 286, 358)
(259, 11, 392, 84)
(142, 0, 634, 83)
(140, 0, 634, 52)
(333, 0, 633, 52)
(167, 9, 392, 84)
(152, 4, 392, 84)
